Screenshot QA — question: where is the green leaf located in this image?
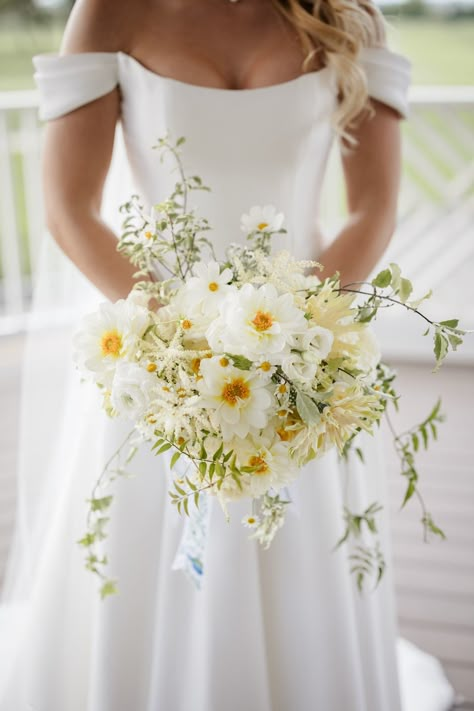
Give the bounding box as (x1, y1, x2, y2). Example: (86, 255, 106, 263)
(100, 579, 118, 599)
(183, 497, 189, 517)
(157, 442, 172, 454)
(433, 331, 449, 371)
(389, 262, 402, 291)
(411, 433, 419, 452)
(226, 354, 253, 370)
(296, 391, 321, 425)
(174, 482, 186, 496)
(448, 333, 463, 351)
(372, 268, 392, 289)
(439, 319, 459, 328)
(401, 480, 415, 508)
(170, 451, 181, 469)
(399, 277, 413, 303)
(90, 495, 113, 512)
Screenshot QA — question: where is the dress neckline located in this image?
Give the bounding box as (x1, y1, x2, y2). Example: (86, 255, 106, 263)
(117, 51, 335, 96)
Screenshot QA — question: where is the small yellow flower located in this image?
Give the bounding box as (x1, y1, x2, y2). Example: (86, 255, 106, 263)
(182, 319, 192, 330)
(208, 281, 219, 292)
(147, 363, 157, 372)
(259, 361, 272, 372)
(219, 357, 229, 367)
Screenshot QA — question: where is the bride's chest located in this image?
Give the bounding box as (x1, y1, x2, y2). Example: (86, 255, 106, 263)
(117, 52, 338, 181)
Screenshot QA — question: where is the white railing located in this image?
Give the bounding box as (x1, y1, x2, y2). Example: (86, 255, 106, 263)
(1, 87, 473, 356)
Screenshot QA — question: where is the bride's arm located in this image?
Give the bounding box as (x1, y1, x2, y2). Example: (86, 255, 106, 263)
(42, 0, 144, 302)
(317, 99, 402, 286)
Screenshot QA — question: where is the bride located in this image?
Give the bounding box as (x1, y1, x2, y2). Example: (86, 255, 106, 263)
(0, 0, 456, 709)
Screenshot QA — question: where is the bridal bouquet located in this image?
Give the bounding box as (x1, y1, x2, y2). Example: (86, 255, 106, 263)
(74, 136, 467, 598)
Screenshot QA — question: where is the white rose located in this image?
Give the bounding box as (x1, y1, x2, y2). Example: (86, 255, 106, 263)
(111, 362, 157, 420)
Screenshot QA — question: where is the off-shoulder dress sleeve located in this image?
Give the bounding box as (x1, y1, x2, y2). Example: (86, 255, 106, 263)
(357, 46, 412, 119)
(32, 53, 119, 121)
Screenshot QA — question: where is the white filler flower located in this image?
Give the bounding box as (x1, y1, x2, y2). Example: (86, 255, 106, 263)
(206, 283, 308, 361)
(198, 356, 273, 441)
(110, 361, 157, 420)
(73, 300, 150, 383)
(240, 205, 284, 234)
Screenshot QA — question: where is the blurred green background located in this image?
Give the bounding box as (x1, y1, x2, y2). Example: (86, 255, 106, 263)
(0, 0, 473, 90)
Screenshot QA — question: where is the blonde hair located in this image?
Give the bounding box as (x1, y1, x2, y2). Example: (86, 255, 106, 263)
(272, 0, 387, 145)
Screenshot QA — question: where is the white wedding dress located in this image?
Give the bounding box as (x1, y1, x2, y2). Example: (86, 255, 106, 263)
(0, 47, 456, 711)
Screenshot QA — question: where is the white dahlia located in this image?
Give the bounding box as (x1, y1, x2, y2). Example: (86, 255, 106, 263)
(197, 356, 273, 441)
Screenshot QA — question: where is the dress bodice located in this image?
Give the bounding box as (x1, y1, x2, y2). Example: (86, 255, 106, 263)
(33, 48, 411, 261)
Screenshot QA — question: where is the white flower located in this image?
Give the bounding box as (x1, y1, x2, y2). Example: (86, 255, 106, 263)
(281, 352, 318, 384)
(221, 432, 296, 499)
(353, 327, 381, 376)
(242, 514, 260, 528)
(206, 283, 308, 361)
(110, 361, 157, 420)
(73, 299, 150, 383)
(240, 205, 284, 234)
(179, 261, 234, 317)
(197, 356, 273, 441)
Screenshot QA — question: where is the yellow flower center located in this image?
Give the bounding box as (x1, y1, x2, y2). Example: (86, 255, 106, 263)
(259, 361, 272, 372)
(249, 455, 269, 475)
(191, 358, 201, 374)
(247, 516, 256, 525)
(182, 319, 192, 330)
(144, 231, 153, 239)
(219, 357, 229, 367)
(252, 310, 273, 332)
(147, 363, 157, 372)
(257, 222, 269, 231)
(278, 384, 287, 393)
(208, 282, 219, 292)
(100, 329, 122, 358)
(221, 378, 250, 406)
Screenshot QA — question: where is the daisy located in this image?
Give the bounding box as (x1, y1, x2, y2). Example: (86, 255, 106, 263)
(240, 205, 284, 234)
(179, 261, 234, 317)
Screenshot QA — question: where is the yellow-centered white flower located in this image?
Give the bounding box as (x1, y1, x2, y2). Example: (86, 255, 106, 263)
(73, 300, 150, 383)
(240, 205, 284, 234)
(197, 356, 273, 441)
(178, 261, 234, 317)
(206, 283, 308, 361)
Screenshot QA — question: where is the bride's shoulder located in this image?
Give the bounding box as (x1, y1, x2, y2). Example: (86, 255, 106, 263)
(59, 0, 149, 55)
